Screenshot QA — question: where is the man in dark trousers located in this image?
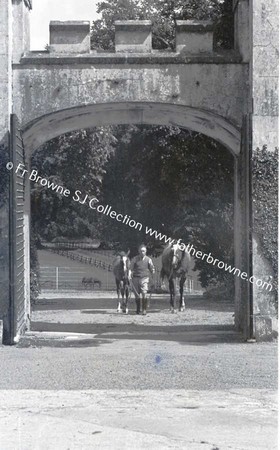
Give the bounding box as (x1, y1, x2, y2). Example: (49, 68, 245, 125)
(130, 244, 155, 315)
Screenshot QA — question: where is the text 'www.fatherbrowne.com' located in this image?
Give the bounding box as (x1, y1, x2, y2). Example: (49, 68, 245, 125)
(144, 227, 273, 292)
(7, 163, 274, 292)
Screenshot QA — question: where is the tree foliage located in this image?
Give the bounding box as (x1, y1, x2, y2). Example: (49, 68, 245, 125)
(99, 125, 234, 285)
(91, 0, 234, 51)
(30, 226, 41, 305)
(252, 146, 278, 292)
(32, 124, 234, 290)
(31, 128, 117, 242)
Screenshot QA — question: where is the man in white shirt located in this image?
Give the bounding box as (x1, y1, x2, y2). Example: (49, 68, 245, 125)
(130, 244, 155, 315)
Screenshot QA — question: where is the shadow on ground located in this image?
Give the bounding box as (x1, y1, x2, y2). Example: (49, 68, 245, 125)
(29, 321, 243, 346)
(35, 295, 235, 313)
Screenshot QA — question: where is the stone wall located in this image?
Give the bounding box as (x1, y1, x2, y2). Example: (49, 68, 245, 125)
(0, 0, 31, 343)
(0, 0, 12, 342)
(13, 61, 248, 145)
(251, 0, 279, 151)
(251, 0, 279, 339)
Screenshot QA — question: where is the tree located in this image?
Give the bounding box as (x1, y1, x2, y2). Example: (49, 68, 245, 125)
(91, 0, 233, 51)
(252, 146, 278, 296)
(31, 128, 117, 241)
(100, 125, 234, 275)
(31, 123, 234, 289)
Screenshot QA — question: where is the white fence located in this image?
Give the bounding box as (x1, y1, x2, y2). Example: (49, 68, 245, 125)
(40, 266, 116, 291)
(40, 266, 194, 292)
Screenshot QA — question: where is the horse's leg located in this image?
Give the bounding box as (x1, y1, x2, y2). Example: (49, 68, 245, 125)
(120, 281, 126, 313)
(123, 282, 129, 314)
(116, 280, 121, 312)
(125, 284, 129, 314)
(179, 275, 186, 312)
(169, 278, 175, 313)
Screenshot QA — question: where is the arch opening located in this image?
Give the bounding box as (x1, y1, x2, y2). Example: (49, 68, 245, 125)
(27, 119, 238, 333)
(22, 102, 241, 157)
(16, 101, 248, 342)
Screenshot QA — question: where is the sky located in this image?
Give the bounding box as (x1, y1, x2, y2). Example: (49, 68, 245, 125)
(30, 0, 99, 50)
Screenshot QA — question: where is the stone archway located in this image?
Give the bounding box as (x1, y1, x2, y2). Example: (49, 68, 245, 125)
(22, 102, 241, 156)
(1, 0, 277, 343)
(20, 101, 247, 341)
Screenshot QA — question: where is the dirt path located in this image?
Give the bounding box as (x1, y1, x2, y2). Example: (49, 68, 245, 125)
(33, 293, 234, 328)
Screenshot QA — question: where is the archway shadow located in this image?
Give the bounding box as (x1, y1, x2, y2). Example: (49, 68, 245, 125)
(34, 294, 234, 313)
(30, 321, 242, 346)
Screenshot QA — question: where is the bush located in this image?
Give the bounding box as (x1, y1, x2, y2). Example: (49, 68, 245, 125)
(252, 146, 278, 296)
(30, 229, 41, 306)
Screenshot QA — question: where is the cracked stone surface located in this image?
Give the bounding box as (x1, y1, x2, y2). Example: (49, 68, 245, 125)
(0, 390, 277, 450)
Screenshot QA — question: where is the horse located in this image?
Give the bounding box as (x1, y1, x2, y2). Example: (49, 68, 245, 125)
(113, 251, 131, 314)
(82, 277, 102, 290)
(160, 243, 191, 313)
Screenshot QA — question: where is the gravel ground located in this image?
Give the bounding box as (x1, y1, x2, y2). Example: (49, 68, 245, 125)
(32, 293, 235, 327)
(0, 293, 276, 390)
(0, 293, 277, 449)
(0, 335, 277, 390)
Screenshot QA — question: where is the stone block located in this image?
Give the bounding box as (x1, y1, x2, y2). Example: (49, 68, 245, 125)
(115, 20, 152, 53)
(233, 0, 250, 61)
(49, 21, 90, 54)
(253, 315, 275, 341)
(176, 20, 214, 53)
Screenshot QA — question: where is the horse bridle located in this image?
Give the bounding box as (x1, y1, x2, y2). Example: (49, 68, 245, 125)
(169, 247, 184, 280)
(172, 247, 183, 269)
(120, 256, 130, 283)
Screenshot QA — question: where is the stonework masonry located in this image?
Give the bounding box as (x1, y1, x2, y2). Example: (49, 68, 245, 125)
(250, 0, 279, 337)
(0, 0, 12, 342)
(0, 0, 278, 342)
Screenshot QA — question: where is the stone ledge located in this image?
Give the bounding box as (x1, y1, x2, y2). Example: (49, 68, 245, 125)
(176, 20, 214, 33)
(18, 51, 244, 66)
(50, 21, 90, 29)
(115, 20, 152, 31)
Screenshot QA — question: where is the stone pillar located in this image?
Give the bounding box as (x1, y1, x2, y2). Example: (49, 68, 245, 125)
(233, 0, 250, 62)
(251, 0, 278, 151)
(0, 0, 13, 343)
(234, 116, 252, 339)
(12, 0, 31, 63)
(0, 0, 31, 342)
(115, 21, 152, 53)
(49, 21, 90, 54)
(0, 0, 12, 143)
(176, 21, 214, 53)
(233, 0, 278, 340)
(250, 0, 278, 339)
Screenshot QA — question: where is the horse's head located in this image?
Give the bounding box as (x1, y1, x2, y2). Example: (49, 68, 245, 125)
(171, 244, 183, 270)
(119, 251, 130, 279)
